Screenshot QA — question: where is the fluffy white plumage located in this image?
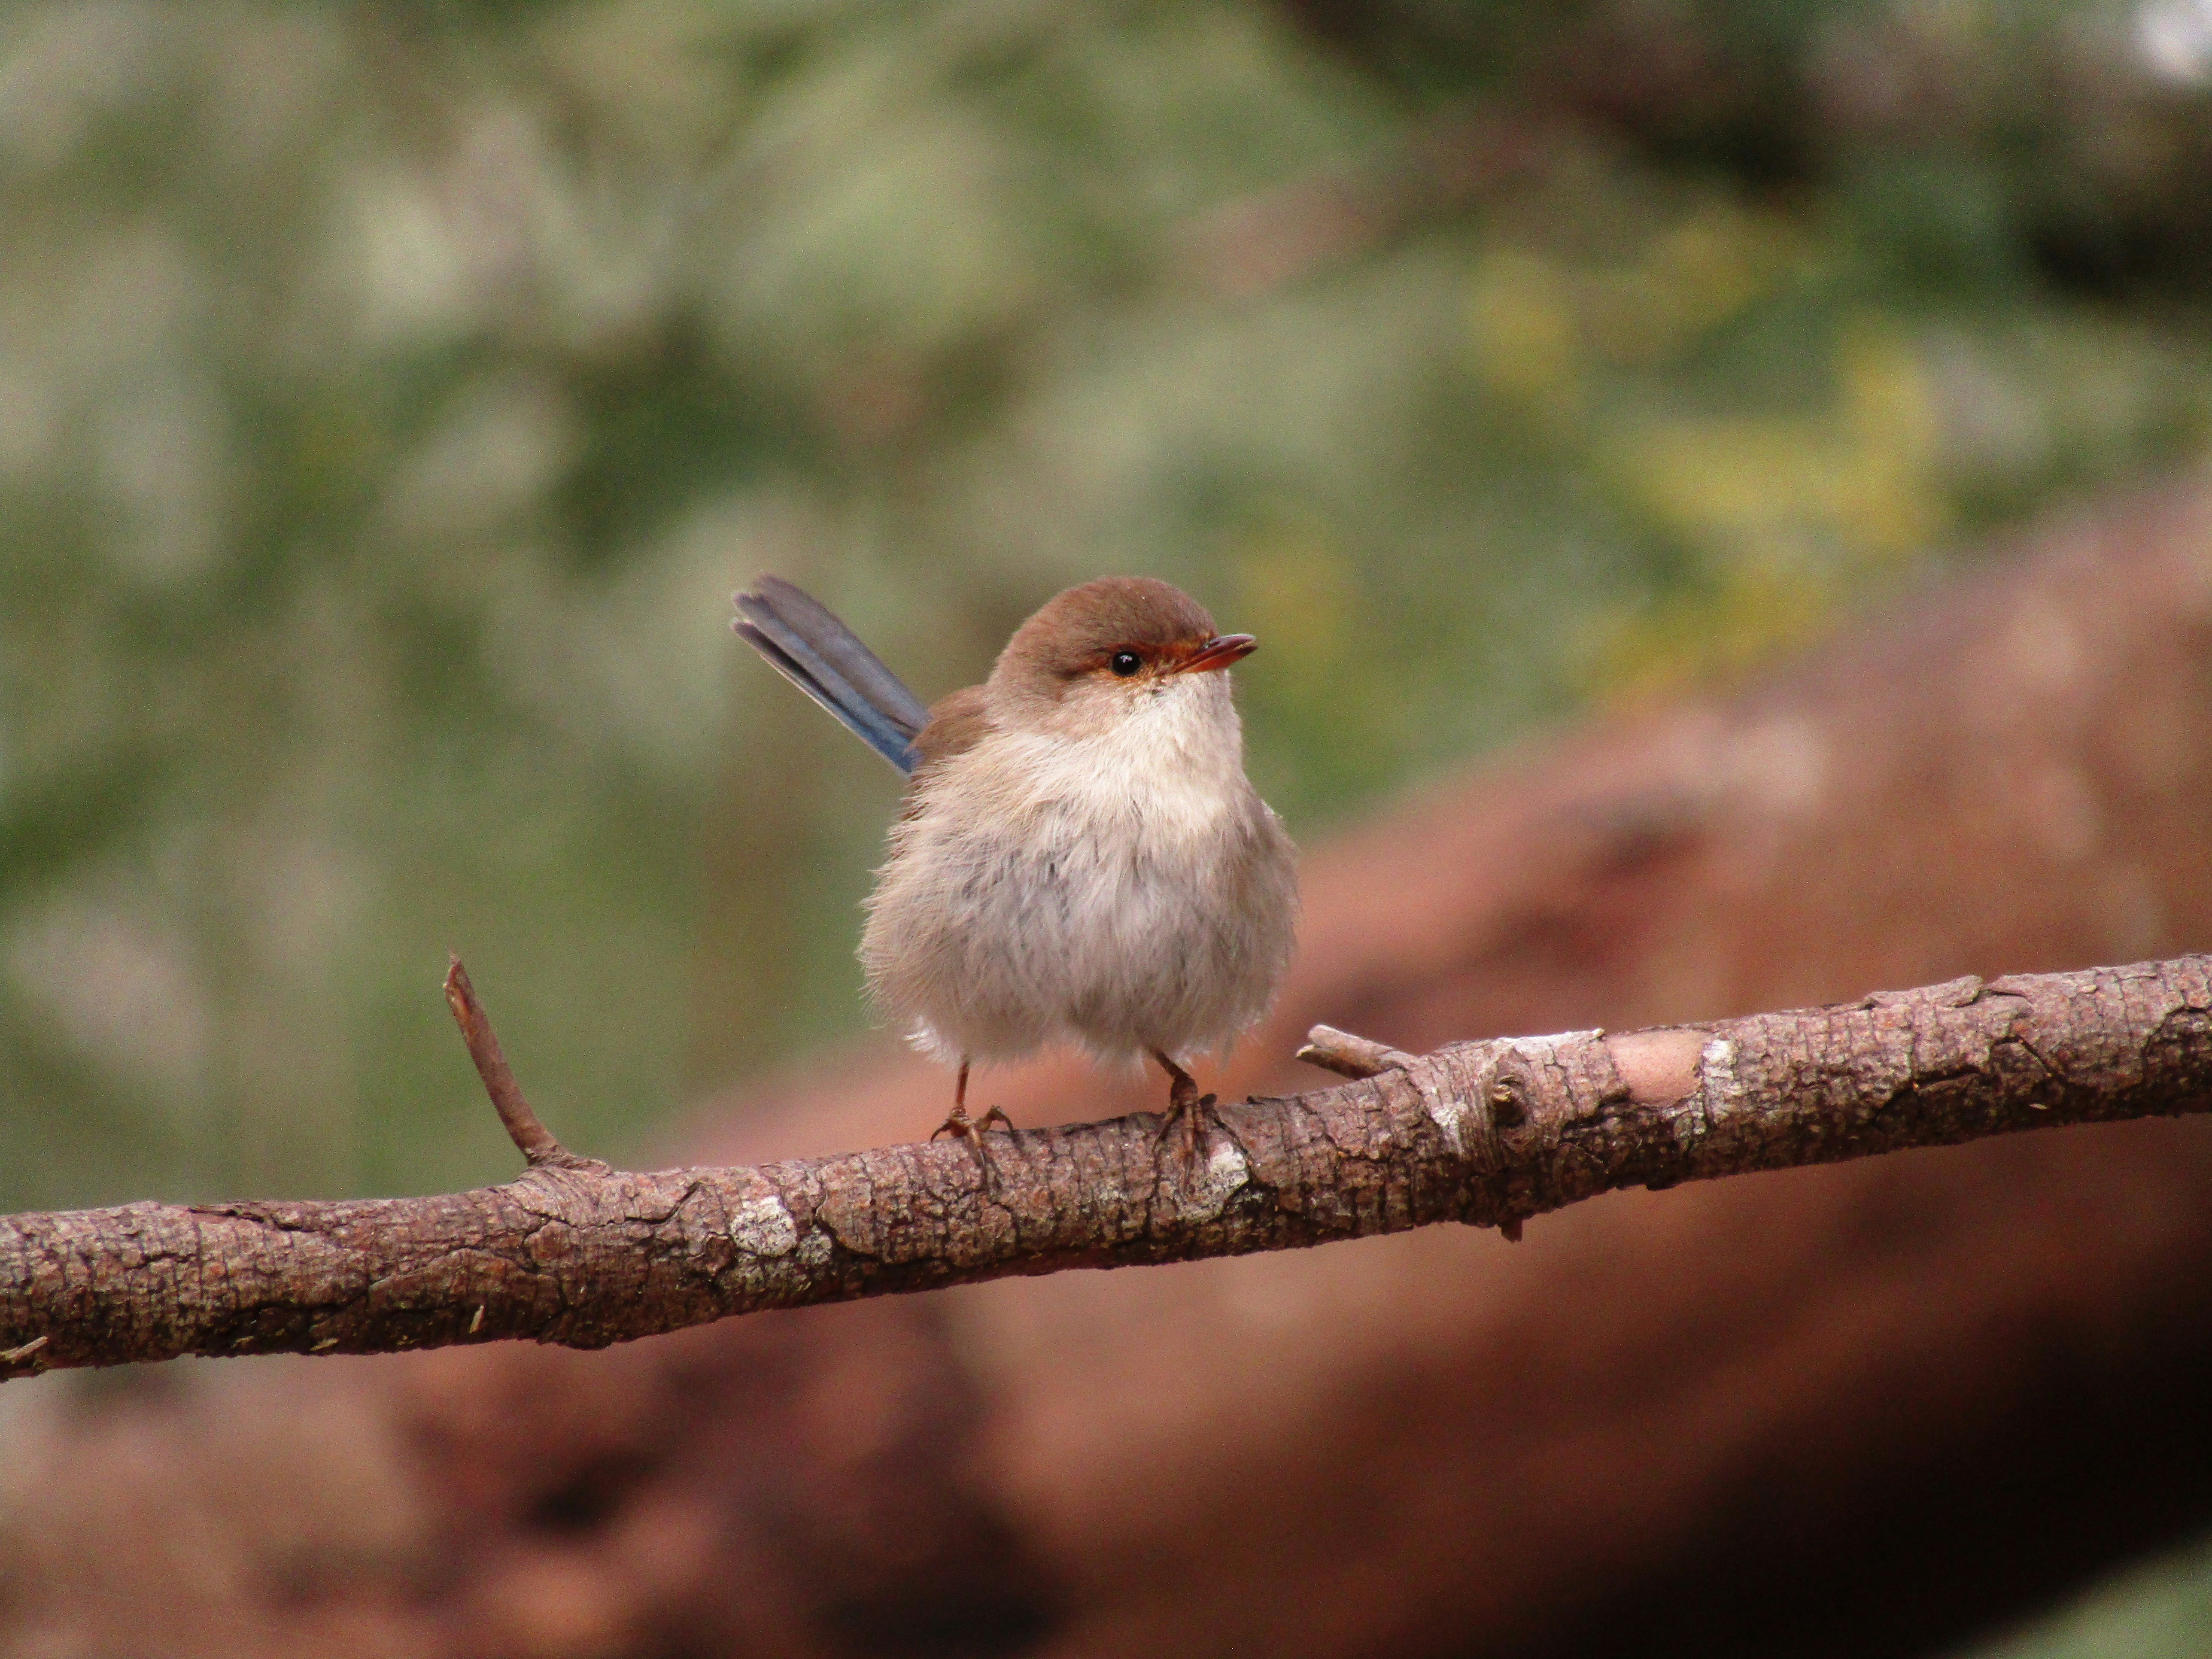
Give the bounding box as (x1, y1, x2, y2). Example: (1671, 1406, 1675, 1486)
(863, 663, 1296, 1067)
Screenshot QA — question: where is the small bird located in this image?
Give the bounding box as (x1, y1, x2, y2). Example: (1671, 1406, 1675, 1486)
(732, 574, 1297, 1156)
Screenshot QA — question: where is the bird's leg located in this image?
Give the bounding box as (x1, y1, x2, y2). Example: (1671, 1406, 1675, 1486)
(931, 1059, 1013, 1167)
(1151, 1050, 1220, 1162)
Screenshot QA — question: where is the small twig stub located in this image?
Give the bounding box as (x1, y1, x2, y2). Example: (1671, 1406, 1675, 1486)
(442, 956, 605, 1173)
(1297, 1024, 1417, 1080)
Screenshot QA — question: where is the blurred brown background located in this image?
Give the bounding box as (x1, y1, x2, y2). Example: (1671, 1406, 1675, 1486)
(5, 1, 2212, 1653)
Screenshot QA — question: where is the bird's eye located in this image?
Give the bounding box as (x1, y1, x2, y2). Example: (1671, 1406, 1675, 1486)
(1108, 650, 1142, 677)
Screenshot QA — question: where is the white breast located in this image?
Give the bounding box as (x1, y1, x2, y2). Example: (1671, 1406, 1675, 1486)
(983, 673, 1248, 843)
(860, 675, 1297, 1068)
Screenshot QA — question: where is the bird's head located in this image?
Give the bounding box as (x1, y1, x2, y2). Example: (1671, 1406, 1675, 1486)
(988, 577, 1256, 740)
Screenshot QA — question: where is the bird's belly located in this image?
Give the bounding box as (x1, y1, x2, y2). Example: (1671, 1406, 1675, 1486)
(863, 802, 1291, 1065)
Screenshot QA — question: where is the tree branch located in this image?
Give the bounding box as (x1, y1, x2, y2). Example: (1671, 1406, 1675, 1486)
(3, 956, 2208, 1376)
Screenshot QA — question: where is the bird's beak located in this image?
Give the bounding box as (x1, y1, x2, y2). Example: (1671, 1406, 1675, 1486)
(1176, 634, 1257, 675)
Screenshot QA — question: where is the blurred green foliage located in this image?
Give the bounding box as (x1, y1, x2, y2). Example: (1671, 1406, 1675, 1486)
(1953, 1522, 2212, 1659)
(3, 0, 2212, 1222)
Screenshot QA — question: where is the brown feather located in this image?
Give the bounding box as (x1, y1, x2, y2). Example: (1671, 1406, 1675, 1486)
(992, 577, 1217, 691)
(912, 686, 993, 769)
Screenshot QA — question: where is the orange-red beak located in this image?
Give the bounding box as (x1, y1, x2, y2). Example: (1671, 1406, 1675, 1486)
(1176, 634, 1257, 674)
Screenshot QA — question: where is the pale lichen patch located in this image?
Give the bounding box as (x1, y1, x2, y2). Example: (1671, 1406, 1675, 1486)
(1504, 1030, 1601, 1063)
(1416, 1070, 1468, 1155)
(1182, 1136, 1251, 1221)
(729, 1194, 798, 1259)
(1698, 1036, 1741, 1135)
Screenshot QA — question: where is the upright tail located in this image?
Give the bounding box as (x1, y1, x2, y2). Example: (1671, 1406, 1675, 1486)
(732, 577, 931, 775)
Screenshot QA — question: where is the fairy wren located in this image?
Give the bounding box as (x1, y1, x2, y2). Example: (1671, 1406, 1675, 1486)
(733, 574, 1298, 1152)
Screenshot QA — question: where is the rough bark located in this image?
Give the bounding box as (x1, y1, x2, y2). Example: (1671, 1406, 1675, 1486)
(4, 955, 2208, 1376)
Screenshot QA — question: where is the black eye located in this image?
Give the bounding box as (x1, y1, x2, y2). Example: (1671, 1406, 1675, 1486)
(1109, 650, 1142, 677)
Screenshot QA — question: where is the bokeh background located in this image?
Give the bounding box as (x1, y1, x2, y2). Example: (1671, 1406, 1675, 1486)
(6, 1, 2212, 1654)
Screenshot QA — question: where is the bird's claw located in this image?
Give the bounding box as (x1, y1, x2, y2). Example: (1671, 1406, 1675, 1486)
(931, 1103, 1014, 1189)
(1152, 1091, 1221, 1165)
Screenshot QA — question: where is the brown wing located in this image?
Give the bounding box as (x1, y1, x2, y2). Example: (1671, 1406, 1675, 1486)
(898, 685, 992, 817)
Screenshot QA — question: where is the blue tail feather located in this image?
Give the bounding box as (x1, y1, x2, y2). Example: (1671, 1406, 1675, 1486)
(732, 578, 925, 775)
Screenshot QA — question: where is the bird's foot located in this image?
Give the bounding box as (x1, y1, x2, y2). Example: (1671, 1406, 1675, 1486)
(1152, 1091, 1221, 1166)
(932, 1103, 1014, 1186)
